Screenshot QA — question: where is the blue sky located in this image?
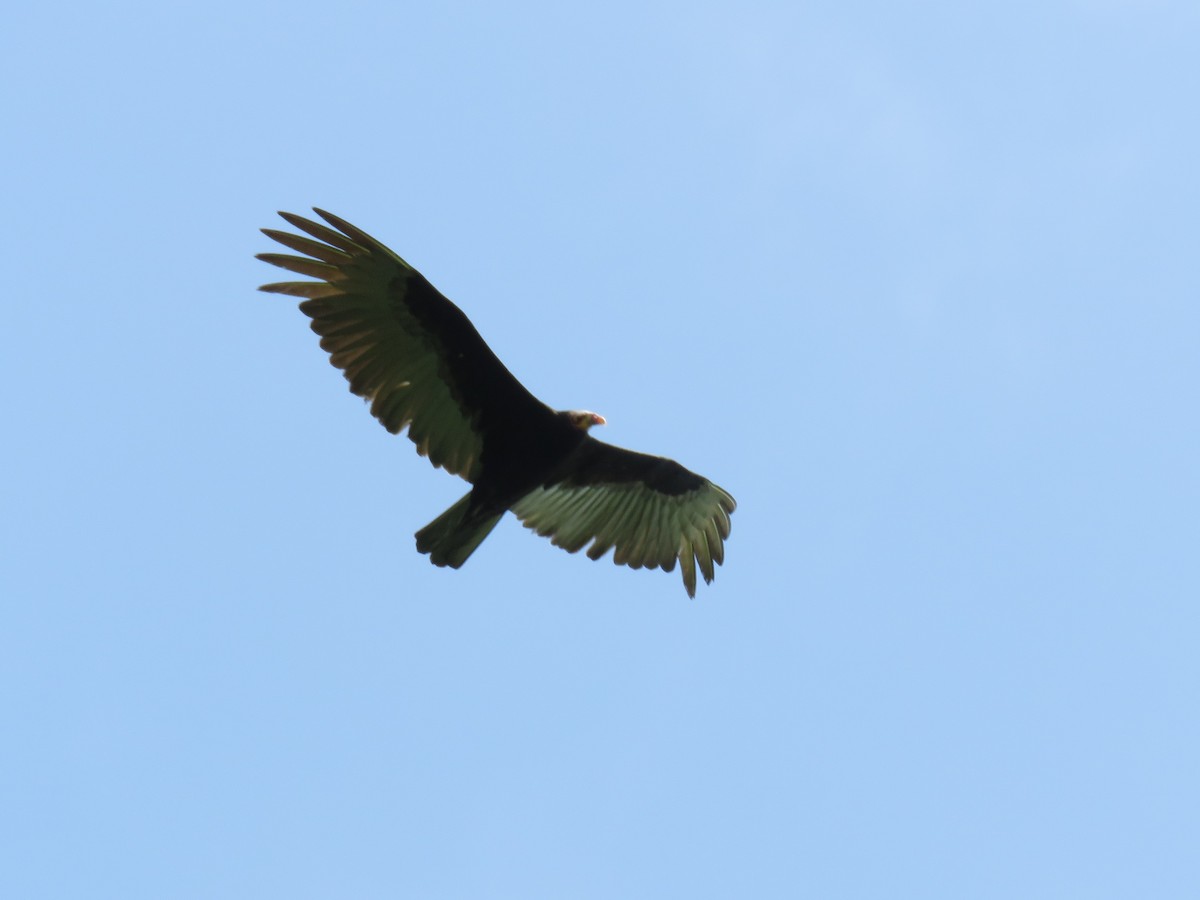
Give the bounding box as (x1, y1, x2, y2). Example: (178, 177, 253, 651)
(3, 1, 1198, 897)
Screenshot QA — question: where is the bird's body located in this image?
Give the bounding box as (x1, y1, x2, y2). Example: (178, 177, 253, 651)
(258, 209, 735, 596)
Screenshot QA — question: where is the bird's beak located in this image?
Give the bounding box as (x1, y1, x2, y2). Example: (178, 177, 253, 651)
(591, 413, 607, 426)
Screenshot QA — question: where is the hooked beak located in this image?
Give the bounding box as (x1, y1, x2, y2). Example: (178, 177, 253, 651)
(590, 413, 607, 426)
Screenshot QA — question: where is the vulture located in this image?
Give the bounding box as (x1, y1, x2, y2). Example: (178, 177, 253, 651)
(257, 209, 735, 596)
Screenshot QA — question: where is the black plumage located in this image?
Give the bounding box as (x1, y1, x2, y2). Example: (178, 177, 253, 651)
(258, 209, 735, 596)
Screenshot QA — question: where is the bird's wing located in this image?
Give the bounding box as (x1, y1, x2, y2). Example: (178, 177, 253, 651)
(510, 438, 736, 597)
(257, 209, 551, 482)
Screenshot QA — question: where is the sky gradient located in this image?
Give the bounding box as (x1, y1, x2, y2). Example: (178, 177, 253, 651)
(4, 1, 1198, 897)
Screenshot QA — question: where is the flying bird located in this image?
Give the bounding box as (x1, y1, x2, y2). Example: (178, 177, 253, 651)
(257, 209, 735, 596)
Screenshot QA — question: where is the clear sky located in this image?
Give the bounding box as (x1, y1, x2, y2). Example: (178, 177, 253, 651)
(3, 1, 1198, 897)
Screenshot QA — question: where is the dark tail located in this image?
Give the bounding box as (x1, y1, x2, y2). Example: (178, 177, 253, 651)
(415, 493, 503, 568)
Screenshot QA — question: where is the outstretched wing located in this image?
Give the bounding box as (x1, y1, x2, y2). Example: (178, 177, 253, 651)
(257, 209, 549, 481)
(510, 438, 736, 597)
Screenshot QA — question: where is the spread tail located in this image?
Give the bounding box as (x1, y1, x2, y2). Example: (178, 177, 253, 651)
(415, 493, 503, 568)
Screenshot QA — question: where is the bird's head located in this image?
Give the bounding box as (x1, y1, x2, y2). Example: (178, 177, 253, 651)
(562, 409, 607, 432)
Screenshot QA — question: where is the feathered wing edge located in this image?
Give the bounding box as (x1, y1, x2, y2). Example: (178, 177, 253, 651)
(510, 479, 736, 597)
(255, 209, 485, 481)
